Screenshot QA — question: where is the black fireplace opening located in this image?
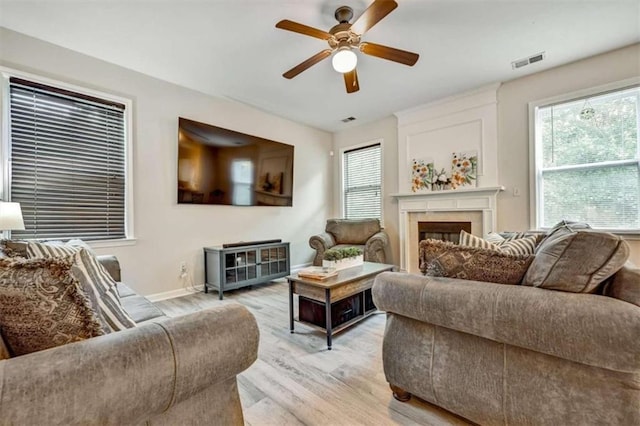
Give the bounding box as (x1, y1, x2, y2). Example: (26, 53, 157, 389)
(418, 221, 471, 245)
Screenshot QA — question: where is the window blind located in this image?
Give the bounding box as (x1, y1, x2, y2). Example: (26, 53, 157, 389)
(343, 143, 381, 220)
(8, 78, 126, 240)
(536, 85, 640, 230)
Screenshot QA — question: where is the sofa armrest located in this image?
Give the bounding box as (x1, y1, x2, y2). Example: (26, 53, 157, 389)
(364, 231, 391, 264)
(309, 232, 336, 266)
(0, 303, 259, 425)
(96, 254, 121, 282)
(372, 272, 640, 372)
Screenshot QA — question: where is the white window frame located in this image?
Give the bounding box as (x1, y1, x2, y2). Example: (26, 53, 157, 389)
(339, 139, 384, 223)
(0, 66, 135, 247)
(528, 76, 640, 234)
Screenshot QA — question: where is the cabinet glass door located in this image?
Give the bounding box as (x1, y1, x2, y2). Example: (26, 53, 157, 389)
(225, 268, 237, 283)
(261, 249, 270, 263)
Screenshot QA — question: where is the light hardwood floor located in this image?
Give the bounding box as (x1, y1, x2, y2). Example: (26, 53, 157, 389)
(155, 280, 470, 426)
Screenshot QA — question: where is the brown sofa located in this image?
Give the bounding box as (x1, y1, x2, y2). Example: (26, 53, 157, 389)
(309, 218, 391, 266)
(0, 255, 259, 425)
(372, 228, 640, 425)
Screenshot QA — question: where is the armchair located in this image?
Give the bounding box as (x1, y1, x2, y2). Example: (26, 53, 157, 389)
(309, 218, 391, 266)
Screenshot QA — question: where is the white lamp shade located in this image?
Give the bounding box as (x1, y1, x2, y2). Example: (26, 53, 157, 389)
(0, 202, 25, 231)
(332, 48, 358, 73)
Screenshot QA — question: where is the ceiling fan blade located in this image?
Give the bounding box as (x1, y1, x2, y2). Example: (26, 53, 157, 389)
(359, 42, 419, 66)
(276, 20, 332, 40)
(283, 49, 333, 79)
(343, 69, 360, 94)
(350, 0, 398, 35)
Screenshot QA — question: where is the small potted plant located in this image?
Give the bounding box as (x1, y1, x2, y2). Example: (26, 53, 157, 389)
(323, 247, 363, 270)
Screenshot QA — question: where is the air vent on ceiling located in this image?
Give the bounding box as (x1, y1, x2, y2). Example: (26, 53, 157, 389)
(511, 52, 546, 69)
(341, 116, 357, 123)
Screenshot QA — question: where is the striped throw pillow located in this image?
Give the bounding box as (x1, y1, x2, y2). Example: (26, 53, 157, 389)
(25, 242, 136, 331)
(459, 230, 536, 256)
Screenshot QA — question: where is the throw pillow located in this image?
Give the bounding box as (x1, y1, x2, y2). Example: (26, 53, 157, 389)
(458, 230, 536, 256)
(0, 240, 28, 258)
(419, 239, 535, 285)
(534, 220, 592, 252)
(34, 239, 96, 255)
(522, 229, 629, 293)
(26, 242, 136, 331)
(0, 256, 104, 356)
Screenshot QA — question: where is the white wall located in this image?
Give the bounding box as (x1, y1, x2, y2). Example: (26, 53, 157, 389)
(0, 28, 334, 297)
(395, 85, 500, 193)
(497, 43, 640, 264)
(332, 116, 399, 265)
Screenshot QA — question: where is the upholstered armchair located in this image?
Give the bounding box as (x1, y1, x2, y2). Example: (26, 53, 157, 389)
(309, 218, 391, 266)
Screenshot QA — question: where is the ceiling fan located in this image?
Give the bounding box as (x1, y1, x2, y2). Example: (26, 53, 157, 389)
(275, 0, 419, 94)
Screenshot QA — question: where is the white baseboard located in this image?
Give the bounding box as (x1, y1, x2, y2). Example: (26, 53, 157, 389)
(146, 287, 202, 302)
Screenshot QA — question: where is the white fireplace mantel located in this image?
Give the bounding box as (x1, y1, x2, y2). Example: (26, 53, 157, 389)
(392, 186, 504, 272)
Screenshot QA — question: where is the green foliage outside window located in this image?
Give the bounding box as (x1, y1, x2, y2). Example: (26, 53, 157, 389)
(538, 86, 639, 229)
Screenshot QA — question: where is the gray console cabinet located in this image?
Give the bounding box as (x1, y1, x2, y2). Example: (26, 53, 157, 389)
(204, 241, 290, 299)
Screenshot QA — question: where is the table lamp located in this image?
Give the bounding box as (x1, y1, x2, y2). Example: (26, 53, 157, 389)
(0, 202, 25, 238)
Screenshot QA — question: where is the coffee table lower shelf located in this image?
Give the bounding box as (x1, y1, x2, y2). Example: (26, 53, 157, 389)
(297, 290, 377, 334)
(296, 308, 378, 336)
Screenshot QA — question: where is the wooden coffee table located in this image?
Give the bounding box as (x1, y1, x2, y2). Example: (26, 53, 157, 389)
(287, 262, 394, 350)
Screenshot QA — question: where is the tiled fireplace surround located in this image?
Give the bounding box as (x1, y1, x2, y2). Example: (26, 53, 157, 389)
(395, 187, 503, 273)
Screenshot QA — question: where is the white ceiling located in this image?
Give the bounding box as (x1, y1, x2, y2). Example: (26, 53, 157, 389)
(1, 0, 639, 132)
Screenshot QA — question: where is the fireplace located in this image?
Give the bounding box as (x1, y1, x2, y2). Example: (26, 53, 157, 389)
(393, 187, 504, 273)
(418, 221, 471, 244)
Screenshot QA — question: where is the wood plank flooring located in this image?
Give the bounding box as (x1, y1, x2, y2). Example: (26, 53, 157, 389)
(155, 280, 470, 426)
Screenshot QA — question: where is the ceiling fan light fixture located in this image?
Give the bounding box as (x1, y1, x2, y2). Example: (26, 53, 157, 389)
(332, 47, 357, 73)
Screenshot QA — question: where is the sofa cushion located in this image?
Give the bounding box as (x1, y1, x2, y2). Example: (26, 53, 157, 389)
(325, 219, 381, 244)
(459, 230, 536, 255)
(0, 256, 104, 356)
(120, 294, 166, 323)
(420, 239, 534, 285)
(523, 228, 629, 293)
(26, 242, 136, 331)
(116, 282, 137, 298)
(602, 263, 640, 307)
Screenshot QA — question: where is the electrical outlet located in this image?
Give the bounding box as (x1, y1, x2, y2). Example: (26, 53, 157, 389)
(179, 261, 187, 278)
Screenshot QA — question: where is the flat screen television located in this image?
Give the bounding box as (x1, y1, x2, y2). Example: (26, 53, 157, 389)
(177, 117, 294, 206)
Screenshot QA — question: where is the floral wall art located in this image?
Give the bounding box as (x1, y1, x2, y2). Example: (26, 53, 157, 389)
(410, 151, 478, 191)
(450, 151, 478, 189)
(411, 159, 434, 192)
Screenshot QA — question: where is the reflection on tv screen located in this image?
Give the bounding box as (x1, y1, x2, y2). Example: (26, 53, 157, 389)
(177, 117, 294, 206)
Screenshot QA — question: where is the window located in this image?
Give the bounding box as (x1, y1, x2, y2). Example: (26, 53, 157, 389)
(531, 82, 639, 231)
(342, 143, 382, 220)
(231, 159, 253, 206)
(3, 75, 129, 241)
